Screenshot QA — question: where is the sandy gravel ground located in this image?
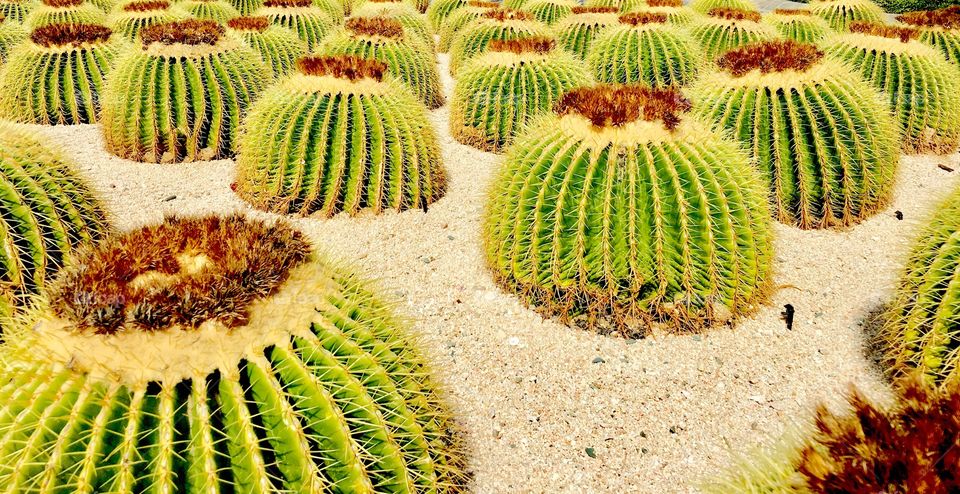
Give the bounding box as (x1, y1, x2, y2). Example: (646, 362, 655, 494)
(14, 51, 960, 492)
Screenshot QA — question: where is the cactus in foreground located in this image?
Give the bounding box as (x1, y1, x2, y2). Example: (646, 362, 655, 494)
(588, 12, 702, 87)
(763, 9, 834, 43)
(426, 0, 466, 29)
(0, 125, 109, 321)
(484, 85, 773, 335)
(689, 8, 776, 60)
(809, 0, 885, 30)
(25, 0, 104, 28)
(0, 15, 26, 62)
(107, 0, 188, 41)
(352, 0, 436, 50)
(626, 0, 697, 26)
(437, 0, 499, 52)
(0, 23, 123, 124)
(0, 214, 468, 492)
(827, 21, 960, 154)
(689, 0, 757, 14)
(257, 0, 336, 50)
(0, 0, 35, 23)
(692, 40, 899, 229)
(451, 37, 592, 152)
(555, 6, 619, 59)
(898, 5, 960, 64)
(227, 16, 305, 75)
(448, 8, 551, 74)
(236, 56, 446, 216)
(180, 0, 240, 22)
(102, 20, 269, 162)
(522, 0, 575, 25)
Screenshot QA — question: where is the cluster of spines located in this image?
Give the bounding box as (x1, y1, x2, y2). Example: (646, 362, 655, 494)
(763, 8, 834, 43)
(256, 0, 336, 50)
(554, 6, 619, 59)
(626, 0, 696, 26)
(688, 8, 776, 61)
(226, 16, 305, 76)
(426, 0, 466, 29)
(809, 0, 885, 31)
(897, 5, 960, 64)
(437, 0, 499, 52)
(0, 0, 35, 23)
(448, 8, 552, 74)
(522, 0, 575, 26)
(25, 0, 106, 29)
(689, 0, 757, 15)
(0, 14, 26, 62)
(179, 0, 240, 22)
(351, 0, 436, 50)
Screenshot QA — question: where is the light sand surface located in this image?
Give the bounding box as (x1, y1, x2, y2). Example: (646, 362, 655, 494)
(14, 52, 960, 492)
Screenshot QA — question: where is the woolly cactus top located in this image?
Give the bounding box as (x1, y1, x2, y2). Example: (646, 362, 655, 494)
(40, 0, 83, 7)
(345, 15, 404, 38)
(30, 22, 112, 47)
(707, 7, 762, 22)
(297, 54, 387, 81)
(647, 0, 682, 6)
(481, 8, 533, 21)
(121, 0, 171, 11)
(488, 35, 554, 53)
(718, 40, 825, 76)
(469, 0, 498, 6)
(619, 11, 668, 25)
(226, 15, 270, 30)
(554, 85, 693, 132)
(570, 5, 617, 14)
(898, 5, 960, 29)
(837, 20, 935, 55)
(141, 19, 224, 47)
(262, 0, 312, 7)
(849, 20, 918, 42)
(773, 8, 813, 15)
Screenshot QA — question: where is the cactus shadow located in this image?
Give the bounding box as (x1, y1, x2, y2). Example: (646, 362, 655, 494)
(859, 302, 893, 386)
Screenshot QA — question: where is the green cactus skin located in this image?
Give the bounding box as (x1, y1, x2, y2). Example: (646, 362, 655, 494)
(625, 4, 698, 25)
(689, 0, 757, 14)
(502, 0, 527, 8)
(522, 0, 574, 25)
(101, 33, 270, 162)
(107, 2, 189, 41)
(228, 22, 307, 76)
(0, 20, 25, 62)
(913, 26, 960, 65)
(0, 125, 110, 320)
(763, 11, 834, 43)
(236, 65, 446, 216)
(352, 2, 436, 51)
(258, 4, 336, 50)
(450, 47, 592, 152)
(25, 2, 106, 29)
(555, 10, 620, 59)
(229, 0, 262, 15)
(809, 0, 885, 30)
(583, 0, 644, 13)
(0, 0, 37, 23)
(876, 0, 958, 13)
(827, 33, 960, 154)
(692, 57, 899, 229)
(688, 14, 777, 61)
(587, 20, 703, 87)
(88, 0, 115, 11)
(181, 0, 240, 21)
(483, 94, 773, 335)
(426, 0, 465, 29)
(0, 215, 468, 494)
(438, 4, 495, 52)
(448, 15, 551, 74)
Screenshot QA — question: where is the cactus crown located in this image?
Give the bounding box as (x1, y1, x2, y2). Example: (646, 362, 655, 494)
(571, 5, 618, 13)
(708, 7, 761, 21)
(897, 6, 960, 29)
(469, 0, 499, 6)
(262, 0, 311, 7)
(488, 35, 554, 53)
(555, 84, 692, 130)
(122, 0, 171, 11)
(30, 22, 112, 47)
(773, 8, 812, 15)
(849, 20, 918, 42)
(345, 16, 404, 38)
(141, 19, 224, 46)
(481, 8, 532, 21)
(647, 0, 682, 6)
(50, 215, 310, 335)
(40, 0, 83, 7)
(297, 54, 387, 81)
(619, 11, 668, 24)
(227, 15, 270, 30)
(718, 40, 824, 76)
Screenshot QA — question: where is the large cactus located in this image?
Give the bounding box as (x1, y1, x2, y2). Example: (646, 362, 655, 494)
(826, 21, 960, 154)
(0, 15, 26, 62)
(809, 0, 885, 30)
(763, 8, 834, 43)
(625, 0, 697, 26)
(108, 0, 188, 41)
(227, 15, 306, 76)
(522, 0, 575, 25)
(180, 0, 240, 22)
(692, 40, 899, 229)
(316, 17, 444, 109)
(0, 0, 36, 23)
(0, 125, 110, 320)
(0, 23, 123, 124)
(689, 8, 776, 61)
(257, 0, 336, 50)
(101, 20, 270, 162)
(555, 6, 619, 59)
(897, 6, 960, 65)
(437, 0, 498, 52)
(484, 85, 773, 335)
(25, 0, 105, 28)
(689, 0, 756, 15)
(352, 0, 436, 50)
(450, 37, 592, 152)
(236, 56, 446, 216)
(426, 0, 465, 29)
(0, 214, 469, 493)
(448, 8, 551, 74)
(587, 12, 702, 87)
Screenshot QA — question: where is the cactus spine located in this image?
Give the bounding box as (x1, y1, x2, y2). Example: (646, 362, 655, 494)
(107, 0, 188, 41)
(522, 0, 575, 26)
(689, 0, 756, 15)
(897, 6, 960, 65)
(227, 0, 261, 16)
(437, 0, 498, 52)
(809, 0, 885, 30)
(448, 8, 551, 74)
(625, 0, 697, 26)
(101, 20, 270, 162)
(257, 0, 336, 50)
(227, 16, 305, 76)
(763, 8, 834, 43)
(0, 15, 26, 62)
(0, 0, 36, 23)
(180, 0, 241, 22)
(352, 0, 436, 50)
(25, 0, 105, 29)
(555, 6, 619, 59)
(426, 0, 466, 29)
(688, 8, 776, 61)
(692, 41, 899, 229)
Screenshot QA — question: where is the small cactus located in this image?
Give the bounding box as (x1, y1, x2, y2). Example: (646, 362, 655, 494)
(426, 0, 466, 29)
(587, 12, 703, 87)
(763, 8, 834, 43)
(522, 0, 575, 26)
(437, 0, 499, 52)
(0, 0, 36, 23)
(692, 40, 899, 229)
(236, 55, 446, 216)
(625, 0, 697, 26)
(450, 37, 592, 152)
(689, 0, 757, 15)
(352, 0, 436, 50)
(448, 8, 551, 74)
(0, 15, 26, 62)
(107, 0, 188, 41)
(809, 0, 885, 30)
(826, 21, 960, 154)
(25, 0, 105, 29)
(180, 0, 240, 22)
(0, 23, 124, 124)
(227, 16, 305, 76)
(689, 7, 776, 61)
(897, 6, 960, 65)
(0, 214, 468, 493)
(257, 0, 336, 50)
(101, 19, 270, 162)
(555, 6, 619, 59)
(484, 85, 773, 335)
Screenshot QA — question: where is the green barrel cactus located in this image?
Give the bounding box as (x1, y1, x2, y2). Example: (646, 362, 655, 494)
(352, 0, 436, 50)
(484, 85, 773, 335)
(690, 0, 757, 15)
(582, 0, 643, 13)
(826, 21, 960, 154)
(587, 12, 703, 87)
(0, 23, 124, 124)
(180, 0, 240, 22)
(316, 17, 444, 109)
(227, 0, 262, 16)
(107, 0, 188, 41)
(448, 8, 551, 74)
(0, 15, 26, 62)
(809, 0, 885, 30)
(426, 0, 465, 29)
(625, 0, 697, 26)
(450, 37, 592, 152)
(688, 8, 777, 61)
(763, 8, 834, 43)
(0, 0, 36, 23)
(25, 0, 105, 29)
(898, 6, 960, 64)
(257, 0, 336, 50)
(437, 0, 498, 52)
(101, 20, 270, 162)
(236, 55, 446, 216)
(522, 0, 575, 25)
(0, 125, 109, 321)
(0, 214, 469, 492)
(692, 40, 899, 229)
(227, 15, 306, 75)
(555, 6, 619, 59)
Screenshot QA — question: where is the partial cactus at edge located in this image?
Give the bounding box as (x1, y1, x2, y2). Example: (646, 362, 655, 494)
(809, 0, 885, 30)
(0, 23, 124, 124)
(555, 6, 619, 59)
(227, 15, 306, 76)
(625, 0, 697, 26)
(522, 0, 575, 25)
(0, 214, 469, 493)
(257, 0, 336, 50)
(898, 6, 960, 65)
(484, 85, 773, 335)
(107, 0, 188, 41)
(689, 0, 757, 15)
(587, 12, 703, 87)
(689, 8, 777, 60)
(0, 0, 36, 23)
(0, 15, 26, 62)
(826, 21, 960, 154)
(101, 20, 270, 162)
(448, 8, 551, 74)
(25, 0, 105, 29)
(426, 0, 466, 29)
(352, 0, 436, 50)
(236, 55, 446, 216)
(450, 37, 593, 152)
(437, 0, 499, 52)
(180, 0, 240, 22)
(692, 40, 899, 229)
(0, 125, 110, 321)
(763, 8, 834, 43)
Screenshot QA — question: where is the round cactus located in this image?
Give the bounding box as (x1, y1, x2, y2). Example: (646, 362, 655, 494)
(897, 6, 960, 65)
(809, 0, 885, 30)
(257, 0, 336, 50)
(555, 6, 619, 59)
(236, 56, 446, 216)
(437, 0, 499, 52)
(450, 38, 592, 152)
(827, 21, 960, 154)
(692, 40, 899, 229)
(426, 0, 466, 29)
(102, 20, 270, 163)
(316, 17, 444, 109)
(763, 8, 834, 43)
(522, 0, 575, 25)
(625, 0, 697, 26)
(0, 15, 26, 62)
(107, 0, 188, 41)
(582, 0, 644, 13)
(484, 85, 773, 335)
(688, 8, 777, 61)
(0, 125, 109, 321)
(25, 0, 105, 29)
(0, 0, 36, 23)
(0, 214, 468, 492)
(587, 12, 702, 87)
(226, 0, 262, 16)
(689, 0, 757, 15)
(226, 16, 305, 76)
(448, 8, 551, 74)
(0, 23, 124, 124)
(180, 0, 240, 22)
(352, 0, 436, 50)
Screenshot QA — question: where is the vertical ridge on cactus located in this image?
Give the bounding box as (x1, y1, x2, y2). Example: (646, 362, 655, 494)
(352, 0, 436, 50)
(689, 0, 757, 15)
(692, 40, 899, 229)
(763, 9, 834, 43)
(898, 6, 960, 64)
(448, 8, 551, 74)
(0, 214, 469, 493)
(426, 0, 466, 29)
(826, 21, 960, 154)
(809, 0, 885, 30)
(25, 0, 105, 28)
(582, 0, 644, 13)
(555, 6, 619, 59)
(107, 0, 187, 41)
(484, 84, 773, 335)
(0, 0, 36, 23)
(522, 0, 575, 25)
(689, 8, 776, 61)
(180, 0, 241, 22)
(227, 15, 306, 75)
(437, 0, 499, 52)
(0, 16, 25, 62)
(227, 0, 261, 16)
(257, 0, 336, 50)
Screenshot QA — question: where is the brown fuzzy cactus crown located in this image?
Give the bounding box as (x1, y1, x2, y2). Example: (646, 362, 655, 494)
(49, 215, 312, 335)
(773, 8, 812, 15)
(718, 40, 825, 77)
(555, 85, 692, 130)
(619, 12, 668, 25)
(122, 0, 171, 12)
(848, 20, 918, 42)
(898, 5, 960, 29)
(345, 16, 404, 38)
(141, 19, 224, 46)
(481, 8, 532, 21)
(297, 54, 388, 81)
(41, 0, 83, 7)
(707, 7, 761, 21)
(469, 0, 499, 6)
(263, 0, 312, 7)
(570, 5, 617, 14)
(489, 36, 555, 54)
(647, 0, 682, 7)
(227, 15, 270, 31)
(31, 23, 112, 47)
